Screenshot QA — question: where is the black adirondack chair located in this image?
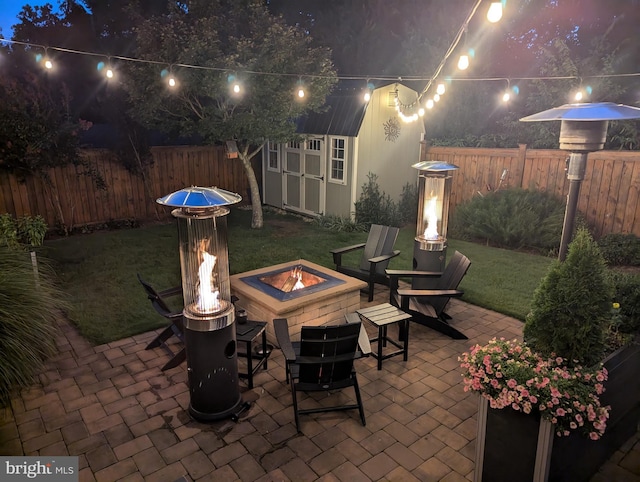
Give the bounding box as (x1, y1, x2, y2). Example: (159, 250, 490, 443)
(386, 250, 471, 340)
(274, 317, 366, 432)
(330, 224, 401, 301)
(137, 274, 186, 371)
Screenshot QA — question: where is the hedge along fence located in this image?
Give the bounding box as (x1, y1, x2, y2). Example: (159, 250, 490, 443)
(422, 144, 640, 238)
(0, 145, 255, 231)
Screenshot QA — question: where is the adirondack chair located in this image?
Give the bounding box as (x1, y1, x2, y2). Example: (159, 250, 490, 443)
(386, 250, 471, 340)
(137, 274, 186, 371)
(274, 317, 366, 432)
(330, 224, 401, 301)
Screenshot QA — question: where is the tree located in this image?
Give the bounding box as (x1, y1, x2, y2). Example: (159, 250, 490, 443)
(123, 0, 337, 228)
(0, 50, 99, 234)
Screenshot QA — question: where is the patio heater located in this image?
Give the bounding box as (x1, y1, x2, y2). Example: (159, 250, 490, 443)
(157, 186, 243, 421)
(521, 102, 640, 261)
(412, 161, 459, 279)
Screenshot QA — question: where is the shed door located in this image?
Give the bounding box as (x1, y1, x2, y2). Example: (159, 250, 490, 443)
(283, 138, 325, 216)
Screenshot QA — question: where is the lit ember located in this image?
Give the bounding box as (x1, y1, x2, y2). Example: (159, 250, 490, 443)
(423, 192, 440, 240)
(197, 238, 220, 312)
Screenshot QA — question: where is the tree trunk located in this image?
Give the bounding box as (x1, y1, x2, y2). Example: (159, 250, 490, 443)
(240, 153, 263, 229)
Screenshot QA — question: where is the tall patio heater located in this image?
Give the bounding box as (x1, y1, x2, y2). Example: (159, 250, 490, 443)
(412, 161, 459, 280)
(157, 186, 242, 421)
(521, 102, 640, 261)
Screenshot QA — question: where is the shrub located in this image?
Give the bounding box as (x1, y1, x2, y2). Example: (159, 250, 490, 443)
(524, 227, 613, 367)
(609, 270, 640, 334)
(0, 247, 68, 406)
(450, 188, 567, 252)
(397, 181, 418, 226)
(314, 214, 366, 232)
(354, 172, 398, 227)
(0, 214, 47, 249)
(598, 233, 640, 266)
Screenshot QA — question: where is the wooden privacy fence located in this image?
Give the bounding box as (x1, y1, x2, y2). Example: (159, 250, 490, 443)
(422, 144, 640, 238)
(0, 145, 252, 230)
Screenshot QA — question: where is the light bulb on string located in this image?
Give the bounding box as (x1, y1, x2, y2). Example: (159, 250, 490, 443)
(97, 58, 115, 80)
(161, 67, 177, 88)
(227, 73, 242, 96)
(458, 54, 469, 70)
(487, 2, 503, 23)
(363, 81, 374, 102)
(426, 99, 434, 109)
(436, 83, 446, 95)
(36, 49, 53, 70)
(418, 107, 425, 117)
(296, 77, 305, 99)
(433, 94, 441, 102)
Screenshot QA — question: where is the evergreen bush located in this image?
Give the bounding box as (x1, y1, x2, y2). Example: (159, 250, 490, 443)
(0, 247, 68, 406)
(450, 188, 566, 252)
(354, 172, 398, 227)
(523, 227, 613, 367)
(397, 181, 418, 226)
(598, 233, 640, 266)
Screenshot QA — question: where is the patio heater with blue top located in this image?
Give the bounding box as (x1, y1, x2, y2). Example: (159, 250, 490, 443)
(157, 186, 244, 422)
(412, 161, 459, 279)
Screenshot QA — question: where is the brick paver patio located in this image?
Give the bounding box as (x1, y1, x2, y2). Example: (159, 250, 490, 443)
(1, 291, 639, 481)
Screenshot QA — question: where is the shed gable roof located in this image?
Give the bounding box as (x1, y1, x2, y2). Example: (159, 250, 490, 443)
(296, 92, 367, 137)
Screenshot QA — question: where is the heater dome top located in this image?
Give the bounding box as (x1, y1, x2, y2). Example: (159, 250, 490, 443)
(412, 161, 459, 172)
(520, 102, 640, 122)
(156, 186, 242, 208)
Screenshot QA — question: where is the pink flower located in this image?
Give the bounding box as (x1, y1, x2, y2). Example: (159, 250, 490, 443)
(590, 432, 600, 440)
(556, 408, 566, 416)
(507, 379, 517, 389)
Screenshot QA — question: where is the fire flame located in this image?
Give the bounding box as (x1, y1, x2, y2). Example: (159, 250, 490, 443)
(291, 266, 305, 290)
(197, 238, 220, 312)
(423, 193, 440, 240)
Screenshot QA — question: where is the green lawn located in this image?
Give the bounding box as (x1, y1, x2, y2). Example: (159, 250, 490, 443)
(44, 208, 553, 344)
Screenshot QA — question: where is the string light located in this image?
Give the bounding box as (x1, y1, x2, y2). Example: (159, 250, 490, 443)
(296, 77, 305, 99)
(436, 83, 446, 95)
(487, 2, 503, 23)
(228, 73, 242, 96)
(1, 35, 637, 119)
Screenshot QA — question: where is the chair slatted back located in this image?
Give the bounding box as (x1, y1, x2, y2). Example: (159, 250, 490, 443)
(137, 274, 174, 317)
(359, 224, 400, 274)
(417, 251, 471, 315)
(297, 323, 361, 385)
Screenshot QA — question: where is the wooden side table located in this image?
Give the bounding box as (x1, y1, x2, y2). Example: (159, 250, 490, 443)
(236, 320, 269, 389)
(356, 303, 412, 370)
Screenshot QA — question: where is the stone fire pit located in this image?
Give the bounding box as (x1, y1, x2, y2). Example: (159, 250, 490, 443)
(230, 259, 366, 342)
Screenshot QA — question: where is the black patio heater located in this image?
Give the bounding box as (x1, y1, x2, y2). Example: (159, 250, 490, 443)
(412, 161, 459, 280)
(521, 102, 640, 261)
(157, 186, 242, 421)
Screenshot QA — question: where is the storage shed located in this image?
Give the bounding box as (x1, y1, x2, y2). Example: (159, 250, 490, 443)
(261, 82, 425, 218)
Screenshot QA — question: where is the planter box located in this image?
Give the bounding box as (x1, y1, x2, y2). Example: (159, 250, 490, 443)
(474, 341, 640, 482)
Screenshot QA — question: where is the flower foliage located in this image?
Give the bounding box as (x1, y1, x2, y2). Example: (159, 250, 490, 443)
(460, 338, 610, 440)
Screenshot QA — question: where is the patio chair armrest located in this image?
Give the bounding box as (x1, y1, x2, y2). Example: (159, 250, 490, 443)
(368, 250, 401, 266)
(330, 243, 366, 266)
(157, 285, 182, 298)
(385, 269, 444, 279)
(274, 318, 296, 362)
(397, 288, 464, 298)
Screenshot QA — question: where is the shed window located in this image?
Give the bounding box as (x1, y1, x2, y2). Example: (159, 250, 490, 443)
(329, 137, 347, 184)
(267, 141, 279, 171)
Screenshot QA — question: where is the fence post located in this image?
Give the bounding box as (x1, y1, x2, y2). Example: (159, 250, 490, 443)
(516, 144, 527, 189)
